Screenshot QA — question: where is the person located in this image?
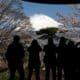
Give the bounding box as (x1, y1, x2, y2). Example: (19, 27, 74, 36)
(57, 37, 67, 80)
(27, 39, 42, 80)
(73, 42, 80, 80)
(63, 40, 75, 80)
(43, 37, 57, 80)
(5, 35, 25, 80)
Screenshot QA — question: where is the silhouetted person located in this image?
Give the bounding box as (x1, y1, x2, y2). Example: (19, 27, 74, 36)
(27, 39, 42, 80)
(43, 37, 56, 80)
(73, 42, 80, 80)
(64, 40, 74, 80)
(57, 37, 67, 80)
(5, 35, 25, 80)
(64, 40, 76, 80)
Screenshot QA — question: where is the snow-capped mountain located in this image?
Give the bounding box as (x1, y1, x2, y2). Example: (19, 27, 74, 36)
(3, 13, 80, 42)
(13, 14, 64, 39)
(14, 14, 80, 42)
(30, 14, 63, 31)
(14, 14, 63, 32)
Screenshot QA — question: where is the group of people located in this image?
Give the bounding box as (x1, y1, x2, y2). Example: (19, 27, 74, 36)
(5, 35, 80, 80)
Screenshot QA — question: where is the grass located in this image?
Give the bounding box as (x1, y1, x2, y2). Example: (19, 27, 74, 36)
(0, 69, 28, 80)
(0, 71, 9, 80)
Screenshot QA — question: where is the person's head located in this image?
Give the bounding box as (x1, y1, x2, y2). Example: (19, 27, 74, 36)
(59, 37, 67, 46)
(48, 37, 53, 45)
(31, 39, 38, 46)
(13, 35, 20, 43)
(60, 37, 66, 43)
(60, 37, 65, 40)
(68, 40, 74, 47)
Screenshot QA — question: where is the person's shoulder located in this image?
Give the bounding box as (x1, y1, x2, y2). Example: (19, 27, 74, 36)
(27, 45, 32, 51)
(53, 44, 56, 47)
(44, 44, 47, 47)
(43, 45, 48, 50)
(38, 44, 42, 48)
(8, 43, 13, 47)
(18, 42, 23, 46)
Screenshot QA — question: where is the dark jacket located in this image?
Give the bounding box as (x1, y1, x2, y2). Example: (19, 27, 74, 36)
(43, 43, 56, 65)
(28, 40, 42, 67)
(5, 42, 25, 62)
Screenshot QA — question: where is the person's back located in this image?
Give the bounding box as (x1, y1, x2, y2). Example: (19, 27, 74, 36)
(57, 37, 67, 65)
(74, 42, 80, 80)
(27, 39, 42, 80)
(57, 37, 67, 80)
(28, 40, 42, 66)
(43, 40, 56, 65)
(43, 37, 57, 80)
(75, 42, 80, 66)
(65, 40, 75, 65)
(6, 42, 24, 62)
(62, 40, 78, 80)
(5, 35, 25, 80)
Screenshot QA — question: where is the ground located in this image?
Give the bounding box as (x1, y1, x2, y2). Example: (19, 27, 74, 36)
(0, 68, 64, 80)
(0, 69, 53, 80)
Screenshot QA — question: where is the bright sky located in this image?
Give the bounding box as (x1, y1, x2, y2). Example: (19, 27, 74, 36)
(22, 1, 76, 20)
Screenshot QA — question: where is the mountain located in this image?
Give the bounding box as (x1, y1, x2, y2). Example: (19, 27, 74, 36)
(1, 13, 80, 42)
(30, 14, 63, 31)
(13, 14, 63, 39)
(14, 14, 63, 32)
(14, 14, 80, 42)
